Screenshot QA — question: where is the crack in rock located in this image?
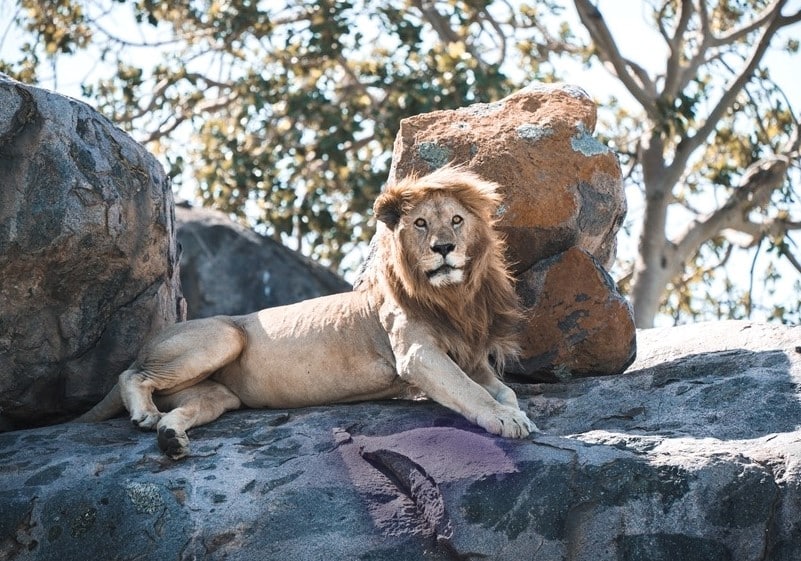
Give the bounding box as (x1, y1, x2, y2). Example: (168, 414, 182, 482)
(360, 448, 453, 544)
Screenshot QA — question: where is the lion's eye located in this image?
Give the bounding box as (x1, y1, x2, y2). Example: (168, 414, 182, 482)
(414, 218, 427, 228)
(452, 215, 463, 226)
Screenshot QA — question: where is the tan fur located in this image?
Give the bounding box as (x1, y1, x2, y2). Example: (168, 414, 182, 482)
(77, 166, 538, 459)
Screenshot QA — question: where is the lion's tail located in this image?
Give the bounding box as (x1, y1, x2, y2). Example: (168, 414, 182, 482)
(73, 383, 125, 423)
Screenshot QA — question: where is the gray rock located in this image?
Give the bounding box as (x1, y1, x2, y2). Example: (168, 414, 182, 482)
(0, 75, 183, 429)
(175, 203, 351, 319)
(1, 321, 799, 560)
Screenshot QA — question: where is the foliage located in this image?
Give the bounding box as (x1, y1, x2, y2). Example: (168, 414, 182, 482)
(1, 0, 569, 269)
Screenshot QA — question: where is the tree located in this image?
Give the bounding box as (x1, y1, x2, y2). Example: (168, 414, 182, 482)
(1, 0, 568, 269)
(2, 0, 799, 327)
(576, 0, 801, 326)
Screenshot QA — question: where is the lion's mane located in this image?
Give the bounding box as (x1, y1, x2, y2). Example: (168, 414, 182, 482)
(361, 166, 522, 375)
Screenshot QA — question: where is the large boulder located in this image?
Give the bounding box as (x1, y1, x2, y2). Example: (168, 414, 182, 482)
(512, 247, 636, 379)
(1, 321, 799, 560)
(0, 75, 184, 429)
(385, 83, 635, 379)
(175, 202, 351, 319)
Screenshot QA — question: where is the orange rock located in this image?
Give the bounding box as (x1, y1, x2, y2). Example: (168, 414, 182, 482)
(388, 83, 626, 274)
(511, 247, 636, 380)
(387, 83, 635, 379)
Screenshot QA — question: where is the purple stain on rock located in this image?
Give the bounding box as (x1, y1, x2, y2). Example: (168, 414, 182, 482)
(338, 427, 517, 538)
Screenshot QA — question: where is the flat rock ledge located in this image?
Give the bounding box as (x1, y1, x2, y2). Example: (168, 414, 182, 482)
(1, 321, 800, 560)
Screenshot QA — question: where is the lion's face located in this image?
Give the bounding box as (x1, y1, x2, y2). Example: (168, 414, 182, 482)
(396, 194, 474, 288)
(373, 167, 504, 298)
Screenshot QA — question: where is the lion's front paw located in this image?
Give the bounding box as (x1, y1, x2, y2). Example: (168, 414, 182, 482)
(476, 406, 540, 439)
(157, 425, 190, 460)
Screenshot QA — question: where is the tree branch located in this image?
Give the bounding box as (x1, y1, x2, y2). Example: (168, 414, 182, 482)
(729, 221, 801, 276)
(477, 7, 507, 66)
(779, 8, 801, 26)
(337, 55, 379, 107)
(128, 71, 232, 122)
(676, 1, 715, 91)
(573, 0, 659, 115)
(675, 156, 792, 259)
(138, 95, 236, 144)
(662, 0, 695, 98)
(409, 0, 489, 69)
(713, 0, 786, 45)
(656, 1, 673, 44)
(746, 237, 762, 317)
(782, 237, 801, 275)
(667, 4, 786, 180)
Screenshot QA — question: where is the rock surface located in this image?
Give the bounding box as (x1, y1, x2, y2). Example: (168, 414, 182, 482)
(0, 75, 183, 430)
(2, 321, 799, 560)
(513, 247, 636, 379)
(385, 83, 635, 379)
(175, 203, 351, 319)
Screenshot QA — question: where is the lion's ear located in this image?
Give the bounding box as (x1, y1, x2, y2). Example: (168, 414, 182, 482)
(374, 190, 404, 229)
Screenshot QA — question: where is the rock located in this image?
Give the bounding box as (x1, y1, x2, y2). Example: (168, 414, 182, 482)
(388, 82, 626, 273)
(512, 247, 636, 380)
(1, 321, 799, 560)
(385, 82, 634, 378)
(175, 203, 351, 319)
(0, 75, 183, 430)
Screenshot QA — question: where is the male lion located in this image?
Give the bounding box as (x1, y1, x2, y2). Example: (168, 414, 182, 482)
(78, 166, 538, 459)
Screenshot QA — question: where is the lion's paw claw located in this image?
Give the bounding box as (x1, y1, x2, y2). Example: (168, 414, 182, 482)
(478, 406, 539, 439)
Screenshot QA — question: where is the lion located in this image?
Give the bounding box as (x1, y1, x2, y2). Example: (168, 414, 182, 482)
(77, 166, 538, 459)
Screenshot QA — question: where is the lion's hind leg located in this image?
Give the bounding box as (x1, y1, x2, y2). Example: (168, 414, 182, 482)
(120, 317, 246, 430)
(154, 380, 242, 460)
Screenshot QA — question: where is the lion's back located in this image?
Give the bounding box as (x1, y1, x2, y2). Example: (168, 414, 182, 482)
(214, 290, 402, 408)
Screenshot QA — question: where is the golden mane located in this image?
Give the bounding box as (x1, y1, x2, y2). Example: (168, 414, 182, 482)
(370, 166, 522, 374)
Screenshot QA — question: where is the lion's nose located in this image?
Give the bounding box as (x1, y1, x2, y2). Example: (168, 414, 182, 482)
(431, 242, 455, 256)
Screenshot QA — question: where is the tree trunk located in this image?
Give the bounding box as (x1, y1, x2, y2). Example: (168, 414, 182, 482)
(630, 200, 675, 328)
(629, 135, 681, 328)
